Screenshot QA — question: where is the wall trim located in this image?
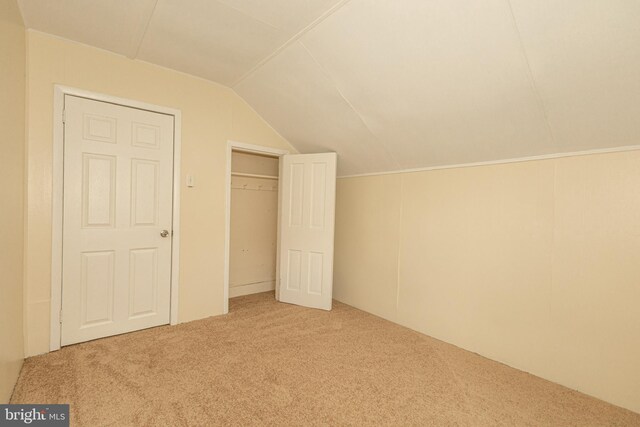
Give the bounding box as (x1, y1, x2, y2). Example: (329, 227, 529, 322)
(50, 85, 182, 352)
(224, 141, 289, 314)
(229, 281, 276, 298)
(338, 145, 640, 179)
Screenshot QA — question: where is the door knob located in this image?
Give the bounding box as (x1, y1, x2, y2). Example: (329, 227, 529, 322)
(160, 230, 170, 238)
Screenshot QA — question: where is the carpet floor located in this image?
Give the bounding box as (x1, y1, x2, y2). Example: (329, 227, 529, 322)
(11, 292, 640, 426)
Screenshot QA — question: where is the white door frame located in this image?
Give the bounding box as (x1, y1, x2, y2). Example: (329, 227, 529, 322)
(50, 85, 182, 352)
(224, 141, 289, 314)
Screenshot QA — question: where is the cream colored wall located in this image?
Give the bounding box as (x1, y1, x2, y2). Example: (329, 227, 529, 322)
(334, 174, 402, 322)
(232, 151, 279, 176)
(334, 150, 640, 414)
(24, 31, 295, 357)
(229, 152, 279, 295)
(0, 0, 25, 403)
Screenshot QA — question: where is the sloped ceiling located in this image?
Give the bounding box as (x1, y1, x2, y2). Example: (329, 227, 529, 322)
(18, 0, 640, 176)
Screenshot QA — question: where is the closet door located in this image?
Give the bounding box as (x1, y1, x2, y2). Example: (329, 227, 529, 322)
(61, 95, 174, 345)
(278, 153, 337, 310)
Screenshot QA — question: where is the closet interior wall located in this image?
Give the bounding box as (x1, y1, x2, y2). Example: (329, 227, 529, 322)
(229, 151, 279, 298)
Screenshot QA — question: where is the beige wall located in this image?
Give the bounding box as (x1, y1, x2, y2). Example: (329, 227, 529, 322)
(24, 31, 294, 356)
(335, 150, 640, 414)
(232, 151, 279, 177)
(229, 152, 279, 296)
(0, 0, 25, 403)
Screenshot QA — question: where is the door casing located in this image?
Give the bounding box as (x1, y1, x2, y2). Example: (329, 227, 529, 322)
(224, 141, 289, 314)
(50, 85, 182, 352)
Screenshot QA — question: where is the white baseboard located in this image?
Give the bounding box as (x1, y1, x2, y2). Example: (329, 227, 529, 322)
(229, 280, 275, 298)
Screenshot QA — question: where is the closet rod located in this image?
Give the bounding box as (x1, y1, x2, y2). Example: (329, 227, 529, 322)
(231, 172, 278, 180)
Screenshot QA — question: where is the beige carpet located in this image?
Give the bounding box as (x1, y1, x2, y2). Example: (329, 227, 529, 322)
(11, 292, 640, 426)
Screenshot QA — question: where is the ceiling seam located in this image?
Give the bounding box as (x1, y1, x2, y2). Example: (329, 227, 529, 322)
(505, 0, 558, 150)
(130, 0, 158, 59)
(299, 41, 403, 170)
(231, 0, 353, 88)
(28, 27, 235, 91)
(213, 0, 282, 32)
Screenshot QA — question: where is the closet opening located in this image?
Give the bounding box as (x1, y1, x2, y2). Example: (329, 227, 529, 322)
(224, 142, 288, 313)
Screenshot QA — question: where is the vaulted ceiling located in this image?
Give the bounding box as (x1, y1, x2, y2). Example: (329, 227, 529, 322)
(18, 1, 640, 176)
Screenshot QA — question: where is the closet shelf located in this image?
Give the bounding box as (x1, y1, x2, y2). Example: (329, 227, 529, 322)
(231, 172, 278, 180)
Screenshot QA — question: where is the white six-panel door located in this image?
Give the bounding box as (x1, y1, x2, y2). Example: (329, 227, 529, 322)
(278, 153, 337, 310)
(61, 95, 174, 346)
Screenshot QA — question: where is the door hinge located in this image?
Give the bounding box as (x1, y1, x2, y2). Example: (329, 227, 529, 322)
(59, 309, 63, 324)
(62, 109, 66, 123)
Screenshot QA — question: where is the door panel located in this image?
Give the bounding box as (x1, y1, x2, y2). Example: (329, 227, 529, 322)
(131, 159, 160, 226)
(61, 95, 174, 346)
(80, 250, 115, 326)
(129, 248, 158, 318)
(278, 153, 337, 310)
(82, 154, 116, 227)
